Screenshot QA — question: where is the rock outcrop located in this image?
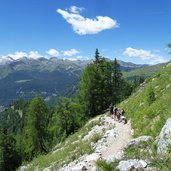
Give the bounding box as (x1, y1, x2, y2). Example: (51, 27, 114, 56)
(157, 117, 171, 154)
(125, 136, 153, 149)
(116, 159, 148, 171)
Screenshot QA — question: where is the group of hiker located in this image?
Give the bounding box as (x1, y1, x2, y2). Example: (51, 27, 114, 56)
(109, 105, 127, 124)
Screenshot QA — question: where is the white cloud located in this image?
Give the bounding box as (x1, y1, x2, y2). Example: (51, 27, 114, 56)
(124, 47, 167, 64)
(63, 48, 80, 56)
(64, 56, 83, 61)
(57, 6, 118, 35)
(69, 6, 84, 14)
(28, 51, 42, 59)
(8, 51, 27, 60)
(47, 49, 59, 56)
(3, 51, 42, 60)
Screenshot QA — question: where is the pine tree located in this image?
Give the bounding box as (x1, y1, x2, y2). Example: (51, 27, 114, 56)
(95, 48, 100, 63)
(77, 63, 102, 116)
(0, 129, 20, 171)
(24, 96, 49, 160)
(77, 50, 132, 117)
(110, 58, 123, 104)
(49, 97, 85, 145)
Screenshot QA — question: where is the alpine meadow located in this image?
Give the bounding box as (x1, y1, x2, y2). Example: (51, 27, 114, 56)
(0, 1, 171, 171)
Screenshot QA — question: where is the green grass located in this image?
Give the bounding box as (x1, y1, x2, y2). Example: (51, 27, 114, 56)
(20, 62, 171, 170)
(120, 62, 171, 137)
(123, 63, 165, 80)
(96, 160, 119, 171)
(124, 139, 171, 171)
(120, 61, 171, 170)
(19, 115, 105, 170)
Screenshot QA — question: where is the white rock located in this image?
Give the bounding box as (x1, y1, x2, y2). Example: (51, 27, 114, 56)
(85, 153, 100, 162)
(116, 159, 148, 171)
(157, 117, 171, 154)
(125, 136, 153, 148)
(20, 166, 28, 171)
(139, 159, 148, 168)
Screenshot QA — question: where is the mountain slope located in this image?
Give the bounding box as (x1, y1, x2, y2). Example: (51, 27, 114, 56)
(19, 114, 132, 171)
(120, 61, 171, 137)
(18, 61, 171, 171)
(0, 58, 88, 106)
(122, 63, 165, 80)
(0, 57, 148, 106)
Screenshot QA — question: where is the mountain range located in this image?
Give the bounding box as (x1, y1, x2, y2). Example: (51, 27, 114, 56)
(0, 56, 157, 106)
(19, 60, 171, 171)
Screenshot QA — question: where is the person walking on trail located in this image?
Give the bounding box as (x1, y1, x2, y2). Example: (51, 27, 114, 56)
(113, 106, 118, 120)
(119, 109, 127, 124)
(110, 105, 114, 116)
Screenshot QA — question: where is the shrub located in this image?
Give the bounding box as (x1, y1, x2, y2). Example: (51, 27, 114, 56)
(147, 87, 156, 105)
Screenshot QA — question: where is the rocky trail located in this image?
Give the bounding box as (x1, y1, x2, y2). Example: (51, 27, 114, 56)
(59, 114, 133, 171)
(101, 119, 132, 161)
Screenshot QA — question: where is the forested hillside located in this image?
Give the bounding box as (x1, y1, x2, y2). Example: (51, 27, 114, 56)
(14, 60, 171, 171)
(0, 56, 155, 106)
(0, 50, 134, 171)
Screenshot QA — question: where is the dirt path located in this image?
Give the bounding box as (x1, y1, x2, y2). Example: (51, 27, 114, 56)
(86, 118, 133, 170)
(101, 120, 132, 160)
(58, 116, 133, 171)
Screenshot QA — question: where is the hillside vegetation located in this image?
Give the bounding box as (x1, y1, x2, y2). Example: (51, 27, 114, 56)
(16, 61, 171, 170)
(120, 61, 171, 137)
(123, 63, 165, 80)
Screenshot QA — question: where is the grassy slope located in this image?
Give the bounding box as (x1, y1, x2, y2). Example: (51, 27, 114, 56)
(120, 61, 171, 137)
(123, 63, 165, 80)
(20, 62, 171, 171)
(20, 116, 105, 171)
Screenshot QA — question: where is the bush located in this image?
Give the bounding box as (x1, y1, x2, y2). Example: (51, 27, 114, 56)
(96, 159, 119, 171)
(147, 87, 156, 105)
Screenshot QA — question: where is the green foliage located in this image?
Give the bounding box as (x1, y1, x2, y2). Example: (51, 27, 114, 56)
(120, 62, 171, 137)
(147, 87, 156, 105)
(96, 159, 119, 171)
(77, 50, 132, 117)
(24, 118, 99, 170)
(0, 129, 21, 171)
(24, 96, 50, 161)
(49, 97, 86, 145)
(124, 140, 153, 160)
(123, 63, 165, 80)
(95, 48, 101, 63)
(91, 133, 103, 143)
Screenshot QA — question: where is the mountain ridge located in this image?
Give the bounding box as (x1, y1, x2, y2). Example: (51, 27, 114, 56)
(0, 57, 150, 106)
(19, 60, 171, 171)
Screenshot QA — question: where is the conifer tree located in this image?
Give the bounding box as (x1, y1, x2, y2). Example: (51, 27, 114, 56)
(49, 97, 85, 145)
(24, 96, 49, 160)
(0, 129, 20, 171)
(77, 50, 132, 117)
(110, 58, 123, 104)
(95, 48, 100, 63)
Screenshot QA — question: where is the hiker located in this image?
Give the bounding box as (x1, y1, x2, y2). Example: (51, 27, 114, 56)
(116, 108, 122, 121)
(113, 106, 118, 120)
(110, 105, 114, 116)
(119, 109, 127, 124)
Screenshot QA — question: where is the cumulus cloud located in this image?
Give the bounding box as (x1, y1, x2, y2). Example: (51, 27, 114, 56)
(69, 6, 84, 14)
(47, 49, 59, 56)
(63, 48, 80, 56)
(3, 51, 42, 60)
(28, 51, 42, 59)
(63, 56, 83, 61)
(124, 47, 167, 64)
(8, 51, 27, 60)
(57, 6, 118, 35)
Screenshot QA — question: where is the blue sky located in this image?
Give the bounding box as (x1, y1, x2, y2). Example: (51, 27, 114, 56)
(0, 0, 171, 64)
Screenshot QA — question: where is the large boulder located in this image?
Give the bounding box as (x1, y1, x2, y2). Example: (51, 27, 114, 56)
(116, 159, 148, 171)
(157, 118, 171, 154)
(125, 136, 153, 149)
